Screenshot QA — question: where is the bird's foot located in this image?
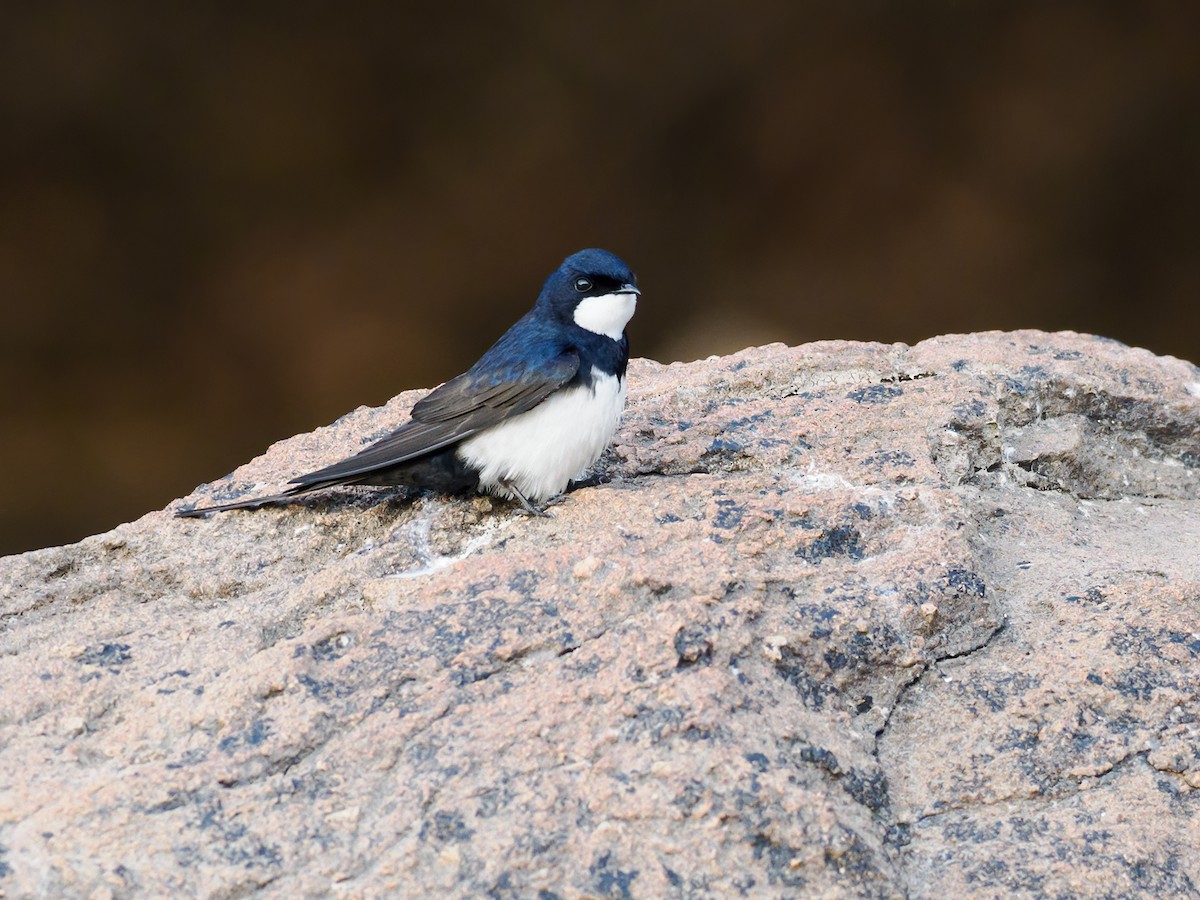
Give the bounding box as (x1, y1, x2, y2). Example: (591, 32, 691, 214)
(502, 480, 556, 518)
(537, 494, 570, 514)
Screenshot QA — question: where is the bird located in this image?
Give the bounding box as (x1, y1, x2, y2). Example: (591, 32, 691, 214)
(176, 248, 639, 519)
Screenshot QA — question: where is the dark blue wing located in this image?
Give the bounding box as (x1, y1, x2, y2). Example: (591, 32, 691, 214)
(287, 324, 579, 487)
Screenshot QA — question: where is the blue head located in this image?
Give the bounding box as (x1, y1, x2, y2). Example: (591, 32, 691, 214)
(538, 248, 639, 340)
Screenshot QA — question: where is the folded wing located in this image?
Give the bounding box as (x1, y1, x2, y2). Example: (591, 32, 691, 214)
(287, 350, 580, 488)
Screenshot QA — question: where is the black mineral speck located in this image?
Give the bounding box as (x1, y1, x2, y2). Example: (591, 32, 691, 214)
(674, 626, 714, 667)
(847, 385, 904, 404)
(78, 643, 132, 673)
(797, 526, 864, 563)
(311, 632, 352, 661)
(589, 851, 638, 899)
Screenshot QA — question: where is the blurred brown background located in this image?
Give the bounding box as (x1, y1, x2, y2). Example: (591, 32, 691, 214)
(2, 1, 1197, 556)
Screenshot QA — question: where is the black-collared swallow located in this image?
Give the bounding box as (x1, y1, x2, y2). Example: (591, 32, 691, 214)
(177, 248, 639, 518)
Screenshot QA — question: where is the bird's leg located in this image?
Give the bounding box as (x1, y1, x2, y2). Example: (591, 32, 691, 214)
(501, 480, 555, 518)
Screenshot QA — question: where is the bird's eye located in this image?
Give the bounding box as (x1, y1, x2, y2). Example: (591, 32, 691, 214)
(574, 277, 593, 293)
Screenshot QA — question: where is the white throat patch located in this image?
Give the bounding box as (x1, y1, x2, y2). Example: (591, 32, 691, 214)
(573, 292, 637, 340)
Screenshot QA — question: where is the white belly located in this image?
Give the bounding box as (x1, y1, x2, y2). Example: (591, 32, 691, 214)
(456, 367, 626, 502)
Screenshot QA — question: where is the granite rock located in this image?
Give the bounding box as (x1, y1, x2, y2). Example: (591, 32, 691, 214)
(1, 331, 1198, 897)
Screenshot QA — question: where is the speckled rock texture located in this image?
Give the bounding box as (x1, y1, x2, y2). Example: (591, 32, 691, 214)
(2, 331, 1198, 898)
